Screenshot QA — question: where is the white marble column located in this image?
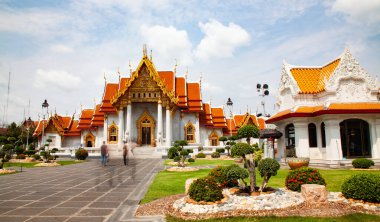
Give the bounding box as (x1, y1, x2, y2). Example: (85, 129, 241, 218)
(195, 113, 200, 144)
(157, 100, 163, 146)
(103, 115, 108, 144)
(166, 106, 172, 146)
(118, 108, 124, 148)
(126, 102, 132, 141)
(293, 121, 309, 158)
(324, 119, 342, 160)
(371, 119, 380, 158)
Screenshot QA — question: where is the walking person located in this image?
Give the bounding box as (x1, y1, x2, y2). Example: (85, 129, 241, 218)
(123, 140, 128, 166)
(100, 141, 108, 167)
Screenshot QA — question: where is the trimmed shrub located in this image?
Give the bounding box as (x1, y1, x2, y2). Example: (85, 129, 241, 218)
(188, 158, 195, 162)
(258, 158, 280, 191)
(231, 142, 254, 158)
(198, 146, 203, 151)
(15, 146, 25, 155)
(188, 149, 194, 153)
(75, 149, 88, 160)
(33, 154, 41, 161)
(24, 150, 36, 157)
(196, 152, 206, 158)
(211, 152, 220, 158)
(188, 177, 223, 202)
(216, 148, 225, 154)
(285, 167, 326, 192)
(208, 165, 238, 188)
(173, 156, 180, 162)
(352, 158, 375, 169)
(224, 164, 249, 183)
(16, 154, 26, 159)
(342, 174, 380, 203)
(168, 147, 179, 159)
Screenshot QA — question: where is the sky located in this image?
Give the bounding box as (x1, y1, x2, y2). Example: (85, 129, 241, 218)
(0, 0, 380, 124)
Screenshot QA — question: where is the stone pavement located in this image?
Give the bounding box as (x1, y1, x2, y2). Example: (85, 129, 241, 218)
(0, 158, 165, 222)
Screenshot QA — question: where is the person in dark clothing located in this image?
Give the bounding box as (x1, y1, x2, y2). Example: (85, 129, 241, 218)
(122, 141, 128, 166)
(100, 141, 108, 166)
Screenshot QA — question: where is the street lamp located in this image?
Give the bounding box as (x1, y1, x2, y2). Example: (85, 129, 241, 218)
(226, 97, 233, 118)
(256, 83, 270, 117)
(41, 99, 49, 147)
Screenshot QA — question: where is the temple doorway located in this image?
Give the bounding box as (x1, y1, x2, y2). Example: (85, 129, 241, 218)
(340, 119, 371, 158)
(84, 132, 95, 147)
(137, 111, 155, 146)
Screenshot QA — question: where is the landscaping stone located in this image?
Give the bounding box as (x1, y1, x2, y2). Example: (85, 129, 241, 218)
(185, 178, 197, 195)
(301, 184, 328, 206)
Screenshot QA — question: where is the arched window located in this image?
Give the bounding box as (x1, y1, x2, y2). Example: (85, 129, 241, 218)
(285, 124, 295, 148)
(108, 123, 118, 144)
(321, 122, 326, 148)
(308, 123, 317, 147)
(209, 131, 219, 146)
(185, 121, 195, 143)
(340, 119, 371, 158)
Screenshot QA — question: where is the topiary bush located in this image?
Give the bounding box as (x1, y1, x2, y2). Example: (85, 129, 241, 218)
(208, 165, 238, 188)
(352, 158, 375, 169)
(196, 152, 206, 158)
(173, 156, 180, 162)
(216, 148, 225, 154)
(75, 149, 88, 160)
(285, 167, 326, 192)
(258, 158, 280, 191)
(33, 154, 41, 161)
(24, 150, 36, 157)
(342, 174, 380, 203)
(188, 158, 195, 162)
(168, 147, 179, 159)
(224, 164, 249, 189)
(16, 154, 26, 159)
(188, 177, 223, 202)
(211, 152, 220, 158)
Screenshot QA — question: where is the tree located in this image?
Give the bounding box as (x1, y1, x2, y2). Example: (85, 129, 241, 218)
(168, 140, 190, 167)
(0, 144, 14, 169)
(237, 124, 259, 145)
(231, 142, 257, 192)
(257, 158, 280, 192)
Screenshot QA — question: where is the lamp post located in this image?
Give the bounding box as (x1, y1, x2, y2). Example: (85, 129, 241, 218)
(256, 83, 269, 117)
(226, 98, 233, 136)
(41, 99, 49, 147)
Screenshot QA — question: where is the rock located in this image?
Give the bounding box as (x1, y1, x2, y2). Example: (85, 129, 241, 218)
(185, 178, 197, 195)
(25, 157, 35, 162)
(301, 184, 328, 206)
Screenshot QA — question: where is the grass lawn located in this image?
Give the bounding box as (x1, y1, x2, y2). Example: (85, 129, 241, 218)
(164, 159, 235, 166)
(2, 160, 84, 169)
(166, 214, 380, 222)
(141, 167, 380, 204)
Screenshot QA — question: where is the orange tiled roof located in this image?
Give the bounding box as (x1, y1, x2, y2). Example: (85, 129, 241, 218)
(158, 71, 175, 92)
(175, 77, 187, 108)
(199, 103, 213, 126)
(100, 83, 118, 113)
(78, 109, 94, 129)
(33, 114, 80, 137)
(223, 118, 237, 135)
(91, 104, 104, 127)
(233, 115, 244, 127)
(257, 118, 265, 130)
(290, 59, 340, 94)
(211, 107, 227, 128)
(266, 102, 380, 123)
(119, 77, 130, 92)
(186, 83, 203, 112)
(65, 119, 81, 137)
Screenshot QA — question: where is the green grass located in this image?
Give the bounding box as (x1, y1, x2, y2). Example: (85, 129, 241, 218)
(140, 169, 211, 204)
(166, 214, 380, 222)
(142, 167, 380, 204)
(56, 160, 84, 165)
(1, 160, 84, 169)
(164, 159, 235, 166)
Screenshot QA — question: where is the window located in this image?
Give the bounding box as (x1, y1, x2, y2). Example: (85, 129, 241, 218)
(108, 123, 118, 143)
(321, 122, 326, 148)
(185, 121, 195, 143)
(308, 123, 317, 147)
(209, 131, 219, 146)
(285, 124, 295, 148)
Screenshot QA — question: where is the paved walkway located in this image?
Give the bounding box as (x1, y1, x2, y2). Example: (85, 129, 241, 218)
(0, 158, 165, 222)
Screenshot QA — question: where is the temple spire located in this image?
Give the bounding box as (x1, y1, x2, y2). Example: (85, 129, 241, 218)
(173, 59, 178, 74)
(150, 49, 153, 61)
(129, 60, 132, 76)
(103, 72, 107, 84)
(185, 67, 188, 81)
(143, 44, 148, 58)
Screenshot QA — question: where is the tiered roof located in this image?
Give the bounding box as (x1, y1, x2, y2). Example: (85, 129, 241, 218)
(223, 112, 266, 135)
(33, 114, 80, 137)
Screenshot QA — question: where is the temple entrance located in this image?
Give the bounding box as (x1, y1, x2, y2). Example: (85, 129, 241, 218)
(84, 132, 95, 147)
(137, 110, 155, 146)
(340, 119, 371, 158)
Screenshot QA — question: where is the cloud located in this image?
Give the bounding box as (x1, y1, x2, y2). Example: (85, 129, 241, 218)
(50, 44, 74, 53)
(328, 0, 380, 26)
(140, 25, 193, 66)
(194, 19, 250, 61)
(34, 69, 81, 90)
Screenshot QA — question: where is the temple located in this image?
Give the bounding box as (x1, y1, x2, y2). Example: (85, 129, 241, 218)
(267, 48, 380, 165)
(33, 47, 266, 157)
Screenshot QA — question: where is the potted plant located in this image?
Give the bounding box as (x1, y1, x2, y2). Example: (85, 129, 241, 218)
(285, 145, 309, 170)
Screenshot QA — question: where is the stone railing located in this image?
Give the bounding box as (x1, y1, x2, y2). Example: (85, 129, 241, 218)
(155, 145, 226, 157)
(54, 147, 101, 158)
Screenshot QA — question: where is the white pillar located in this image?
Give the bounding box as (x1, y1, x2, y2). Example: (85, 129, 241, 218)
(118, 109, 124, 148)
(166, 106, 172, 146)
(126, 102, 132, 141)
(371, 119, 380, 158)
(293, 121, 309, 158)
(195, 113, 200, 144)
(157, 101, 163, 146)
(324, 119, 342, 160)
(103, 115, 108, 144)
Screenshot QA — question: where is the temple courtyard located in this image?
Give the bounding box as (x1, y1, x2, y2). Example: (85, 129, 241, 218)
(0, 158, 165, 222)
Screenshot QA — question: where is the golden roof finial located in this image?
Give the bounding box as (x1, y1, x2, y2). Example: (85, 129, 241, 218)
(210, 96, 212, 106)
(174, 59, 178, 74)
(80, 103, 83, 112)
(150, 49, 153, 61)
(129, 60, 132, 76)
(185, 67, 188, 80)
(143, 44, 147, 57)
(94, 98, 96, 108)
(103, 72, 107, 84)
(199, 72, 203, 88)
(117, 67, 121, 85)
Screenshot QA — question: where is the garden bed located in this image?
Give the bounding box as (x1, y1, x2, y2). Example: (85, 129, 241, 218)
(167, 167, 199, 172)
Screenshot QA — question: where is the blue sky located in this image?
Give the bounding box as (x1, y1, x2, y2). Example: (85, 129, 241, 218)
(0, 0, 379, 124)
